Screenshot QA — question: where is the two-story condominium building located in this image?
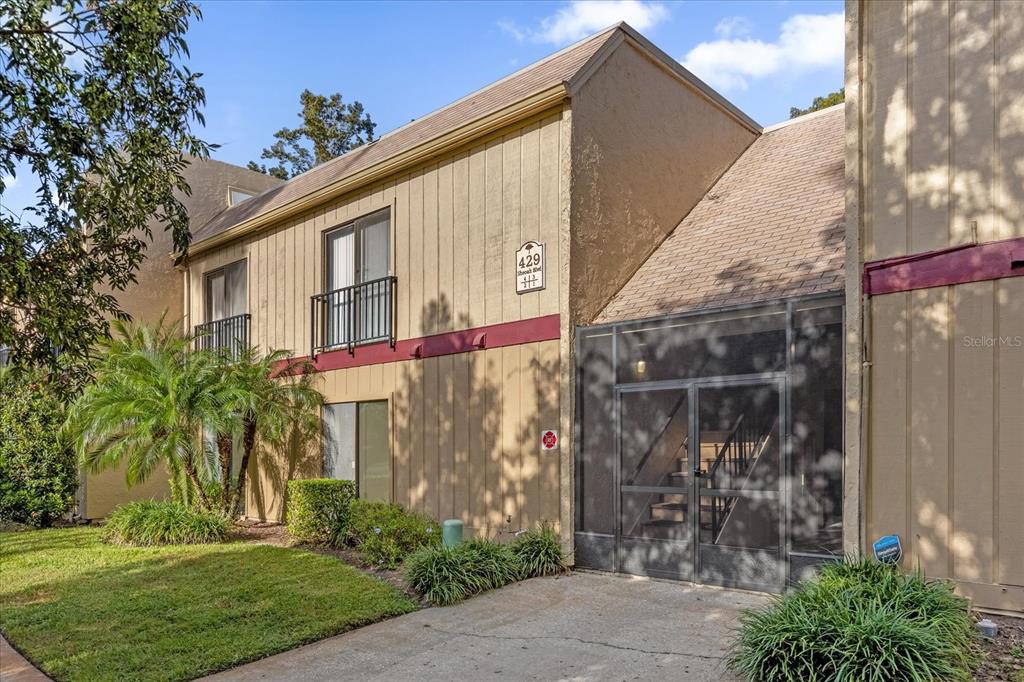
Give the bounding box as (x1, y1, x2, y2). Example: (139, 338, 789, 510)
(181, 24, 760, 532)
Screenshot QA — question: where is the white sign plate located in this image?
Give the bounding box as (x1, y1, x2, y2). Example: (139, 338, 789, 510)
(515, 241, 545, 294)
(541, 429, 559, 451)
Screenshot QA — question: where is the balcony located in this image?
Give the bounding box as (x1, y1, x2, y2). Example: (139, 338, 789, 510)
(311, 276, 396, 357)
(194, 313, 250, 359)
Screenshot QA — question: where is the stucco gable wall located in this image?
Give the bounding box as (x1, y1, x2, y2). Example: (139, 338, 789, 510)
(567, 40, 758, 326)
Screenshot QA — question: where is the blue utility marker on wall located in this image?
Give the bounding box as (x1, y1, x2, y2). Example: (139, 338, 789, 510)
(873, 535, 902, 564)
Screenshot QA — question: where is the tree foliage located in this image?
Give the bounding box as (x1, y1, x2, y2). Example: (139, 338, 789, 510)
(66, 317, 323, 516)
(0, 0, 211, 373)
(248, 89, 375, 179)
(790, 88, 845, 118)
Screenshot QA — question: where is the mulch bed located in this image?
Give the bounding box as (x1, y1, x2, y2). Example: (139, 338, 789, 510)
(973, 612, 1024, 681)
(229, 521, 425, 605)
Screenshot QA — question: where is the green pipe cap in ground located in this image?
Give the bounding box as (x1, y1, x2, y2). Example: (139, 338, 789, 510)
(442, 519, 464, 547)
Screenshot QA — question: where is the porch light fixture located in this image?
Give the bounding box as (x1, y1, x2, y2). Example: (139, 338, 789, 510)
(635, 359, 647, 377)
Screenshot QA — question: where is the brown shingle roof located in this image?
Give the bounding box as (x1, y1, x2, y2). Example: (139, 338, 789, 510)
(595, 105, 845, 324)
(192, 26, 622, 246)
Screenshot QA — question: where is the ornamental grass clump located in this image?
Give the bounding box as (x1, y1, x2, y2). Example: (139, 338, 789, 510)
(405, 538, 522, 606)
(511, 524, 564, 578)
(730, 558, 978, 682)
(404, 543, 477, 606)
(461, 538, 523, 590)
(102, 501, 227, 546)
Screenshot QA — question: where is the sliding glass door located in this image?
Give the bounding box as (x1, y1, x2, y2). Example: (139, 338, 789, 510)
(322, 400, 391, 502)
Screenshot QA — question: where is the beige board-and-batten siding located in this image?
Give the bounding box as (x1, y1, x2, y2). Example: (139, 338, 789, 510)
(866, 277, 1024, 611)
(851, 0, 1024, 611)
(245, 339, 562, 538)
(861, 0, 1024, 262)
(184, 110, 567, 351)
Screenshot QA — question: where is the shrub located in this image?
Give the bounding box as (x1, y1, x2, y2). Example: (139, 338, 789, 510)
(404, 538, 521, 606)
(511, 525, 564, 578)
(346, 500, 440, 568)
(103, 501, 228, 546)
(0, 372, 77, 526)
(286, 479, 356, 546)
(462, 538, 523, 590)
(730, 558, 978, 681)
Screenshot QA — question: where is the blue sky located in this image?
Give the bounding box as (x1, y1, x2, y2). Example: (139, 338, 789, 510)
(190, 0, 844, 169)
(3, 1, 844, 214)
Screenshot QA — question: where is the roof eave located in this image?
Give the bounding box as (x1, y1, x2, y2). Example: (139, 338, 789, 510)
(187, 82, 570, 258)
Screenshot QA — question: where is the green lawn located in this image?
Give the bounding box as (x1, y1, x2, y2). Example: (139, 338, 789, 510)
(0, 527, 417, 681)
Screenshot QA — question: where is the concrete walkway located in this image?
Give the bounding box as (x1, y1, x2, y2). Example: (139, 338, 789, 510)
(0, 635, 51, 682)
(204, 571, 767, 682)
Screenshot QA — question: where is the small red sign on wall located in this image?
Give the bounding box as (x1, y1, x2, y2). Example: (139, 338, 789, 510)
(541, 429, 559, 451)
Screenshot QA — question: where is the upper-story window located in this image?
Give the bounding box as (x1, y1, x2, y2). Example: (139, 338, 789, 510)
(228, 188, 256, 206)
(205, 259, 247, 322)
(325, 208, 390, 294)
(320, 208, 392, 351)
(195, 259, 250, 358)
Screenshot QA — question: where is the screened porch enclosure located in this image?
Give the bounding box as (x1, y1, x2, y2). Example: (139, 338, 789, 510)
(575, 298, 843, 592)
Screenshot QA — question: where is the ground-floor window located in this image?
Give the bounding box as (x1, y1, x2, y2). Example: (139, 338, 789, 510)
(322, 400, 392, 502)
(574, 296, 843, 592)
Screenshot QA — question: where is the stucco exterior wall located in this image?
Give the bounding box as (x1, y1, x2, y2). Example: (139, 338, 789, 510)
(247, 339, 562, 537)
(568, 40, 758, 326)
(185, 112, 567, 355)
(848, 0, 1024, 611)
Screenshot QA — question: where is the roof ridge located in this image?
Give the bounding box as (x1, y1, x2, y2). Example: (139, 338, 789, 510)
(281, 25, 622, 187)
(762, 102, 844, 133)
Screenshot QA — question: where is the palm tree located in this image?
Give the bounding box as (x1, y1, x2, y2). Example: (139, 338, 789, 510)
(66, 317, 230, 512)
(214, 349, 322, 516)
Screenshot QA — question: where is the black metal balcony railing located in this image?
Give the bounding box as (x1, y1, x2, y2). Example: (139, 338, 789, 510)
(194, 313, 250, 359)
(311, 276, 396, 357)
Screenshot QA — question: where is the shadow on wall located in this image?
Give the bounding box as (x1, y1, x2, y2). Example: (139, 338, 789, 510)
(861, 0, 1024, 603)
(866, 0, 1024, 258)
(392, 294, 561, 540)
(247, 413, 320, 524)
(867, 280, 1023, 592)
(246, 294, 561, 535)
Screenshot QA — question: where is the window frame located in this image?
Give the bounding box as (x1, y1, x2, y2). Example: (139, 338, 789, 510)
(321, 206, 392, 295)
(203, 258, 248, 323)
(321, 398, 392, 502)
(227, 186, 258, 206)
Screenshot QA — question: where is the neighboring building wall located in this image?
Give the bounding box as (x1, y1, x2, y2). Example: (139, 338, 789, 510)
(568, 39, 758, 325)
(848, 0, 1024, 610)
(82, 466, 172, 520)
(249, 340, 561, 536)
(185, 112, 567, 352)
(84, 158, 282, 519)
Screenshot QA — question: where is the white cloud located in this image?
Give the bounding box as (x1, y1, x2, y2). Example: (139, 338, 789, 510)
(501, 1, 669, 46)
(681, 12, 844, 92)
(2, 174, 16, 189)
(714, 16, 753, 40)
